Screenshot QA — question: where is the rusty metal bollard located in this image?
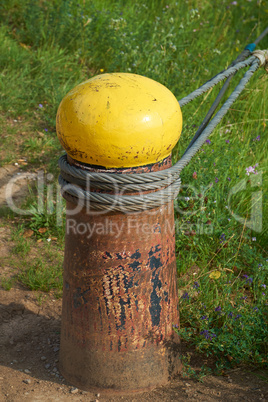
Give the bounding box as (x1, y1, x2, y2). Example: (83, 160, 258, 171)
(56, 73, 183, 394)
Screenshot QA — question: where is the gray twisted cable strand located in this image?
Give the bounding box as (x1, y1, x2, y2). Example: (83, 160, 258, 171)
(254, 27, 268, 45)
(60, 169, 169, 192)
(60, 175, 181, 206)
(59, 57, 262, 211)
(174, 59, 260, 171)
(182, 47, 254, 155)
(178, 56, 256, 107)
(59, 175, 181, 212)
(175, 28, 268, 155)
(59, 155, 164, 184)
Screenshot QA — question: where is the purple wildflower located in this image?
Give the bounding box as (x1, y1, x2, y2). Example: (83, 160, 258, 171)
(255, 135, 260, 141)
(246, 164, 258, 176)
(211, 333, 217, 338)
(228, 312, 233, 318)
(200, 329, 210, 339)
(246, 166, 254, 175)
(215, 306, 221, 312)
(44, 128, 48, 132)
(215, 177, 219, 183)
(193, 281, 200, 289)
(206, 139, 211, 144)
(38, 104, 43, 108)
(200, 330, 216, 340)
(253, 307, 259, 312)
(227, 177, 231, 181)
(261, 284, 266, 289)
(201, 315, 207, 320)
(243, 275, 253, 284)
(225, 139, 230, 143)
(181, 292, 189, 300)
(235, 314, 242, 320)
(262, 293, 265, 296)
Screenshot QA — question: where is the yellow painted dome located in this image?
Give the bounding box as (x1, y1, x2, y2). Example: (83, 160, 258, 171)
(56, 73, 182, 168)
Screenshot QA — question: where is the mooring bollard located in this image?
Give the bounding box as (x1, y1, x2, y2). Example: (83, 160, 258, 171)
(56, 73, 183, 394)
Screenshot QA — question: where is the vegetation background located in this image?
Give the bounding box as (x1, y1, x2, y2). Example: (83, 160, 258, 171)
(0, 0, 267, 377)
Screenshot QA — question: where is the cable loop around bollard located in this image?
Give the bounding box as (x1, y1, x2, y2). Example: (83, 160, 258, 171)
(58, 49, 266, 212)
(59, 174, 181, 212)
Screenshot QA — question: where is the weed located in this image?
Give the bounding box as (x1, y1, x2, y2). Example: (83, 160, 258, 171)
(18, 258, 63, 292)
(11, 227, 30, 257)
(0, 276, 15, 291)
(180, 353, 212, 382)
(18, 181, 66, 244)
(28, 202, 65, 244)
(36, 293, 47, 306)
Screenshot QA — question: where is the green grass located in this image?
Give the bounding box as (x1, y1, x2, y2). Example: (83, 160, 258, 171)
(1, 225, 64, 297)
(17, 257, 63, 294)
(0, 276, 16, 291)
(11, 227, 31, 257)
(0, 0, 267, 373)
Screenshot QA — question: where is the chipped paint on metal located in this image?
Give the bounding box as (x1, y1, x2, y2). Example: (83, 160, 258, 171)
(59, 156, 180, 392)
(61, 202, 179, 354)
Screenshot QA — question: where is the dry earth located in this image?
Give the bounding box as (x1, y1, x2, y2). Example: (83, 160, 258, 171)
(0, 165, 268, 401)
(0, 285, 268, 402)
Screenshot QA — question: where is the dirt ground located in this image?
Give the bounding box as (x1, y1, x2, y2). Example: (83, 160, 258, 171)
(0, 286, 268, 402)
(0, 165, 268, 401)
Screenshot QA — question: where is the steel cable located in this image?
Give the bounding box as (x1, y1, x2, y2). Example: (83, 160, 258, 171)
(59, 35, 267, 212)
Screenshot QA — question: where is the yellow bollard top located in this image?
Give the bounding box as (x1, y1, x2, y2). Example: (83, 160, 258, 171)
(56, 73, 182, 168)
